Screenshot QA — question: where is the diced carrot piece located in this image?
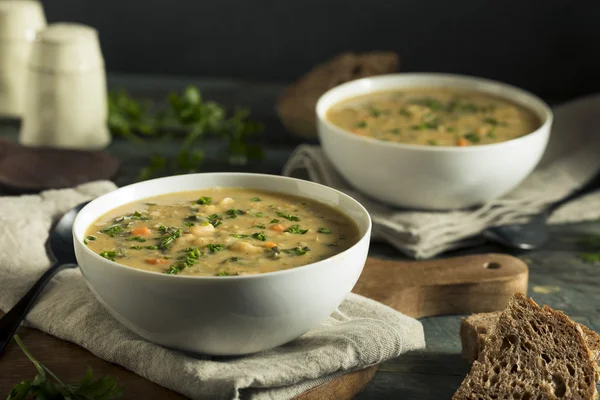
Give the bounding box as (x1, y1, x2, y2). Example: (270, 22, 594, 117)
(271, 224, 285, 232)
(457, 138, 469, 147)
(145, 258, 169, 265)
(131, 227, 152, 236)
(264, 241, 278, 249)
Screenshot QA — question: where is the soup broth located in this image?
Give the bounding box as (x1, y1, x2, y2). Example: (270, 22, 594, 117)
(326, 88, 540, 146)
(84, 188, 360, 276)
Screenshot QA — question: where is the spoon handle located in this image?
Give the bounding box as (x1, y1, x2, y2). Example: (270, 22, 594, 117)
(0, 262, 75, 356)
(547, 170, 600, 214)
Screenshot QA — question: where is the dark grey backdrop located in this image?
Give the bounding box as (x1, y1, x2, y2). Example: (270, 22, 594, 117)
(40, 0, 599, 101)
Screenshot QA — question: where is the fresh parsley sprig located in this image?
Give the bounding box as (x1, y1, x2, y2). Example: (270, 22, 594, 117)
(107, 86, 264, 180)
(7, 335, 123, 400)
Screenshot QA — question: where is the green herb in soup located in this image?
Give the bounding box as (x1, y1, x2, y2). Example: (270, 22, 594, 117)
(326, 88, 540, 146)
(85, 189, 359, 276)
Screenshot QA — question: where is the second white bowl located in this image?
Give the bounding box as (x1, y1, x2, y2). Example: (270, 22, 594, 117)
(316, 73, 553, 210)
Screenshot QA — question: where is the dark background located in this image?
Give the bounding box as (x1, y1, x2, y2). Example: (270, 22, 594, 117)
(40, 0, 599, 102)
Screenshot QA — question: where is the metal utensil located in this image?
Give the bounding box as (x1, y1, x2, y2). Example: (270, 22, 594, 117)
(483, 172, 600, 250)
(0, 201, 88, 355)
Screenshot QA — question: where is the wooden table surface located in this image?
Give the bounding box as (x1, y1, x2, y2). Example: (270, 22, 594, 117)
(1, 74, 599, 399)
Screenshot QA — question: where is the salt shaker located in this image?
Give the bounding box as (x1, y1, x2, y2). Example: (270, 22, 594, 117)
(19, 23, 111, 150)
(0, 0, 46, 117)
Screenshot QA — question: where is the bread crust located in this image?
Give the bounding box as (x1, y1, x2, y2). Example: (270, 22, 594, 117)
(276, 52, 400, 139)
(453, 293, 599, 400)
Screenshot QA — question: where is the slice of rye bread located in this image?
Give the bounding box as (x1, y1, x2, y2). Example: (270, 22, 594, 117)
(276, 51, 399, 139)
(460, 311, 600, 364)
(453, 293, 599, 400)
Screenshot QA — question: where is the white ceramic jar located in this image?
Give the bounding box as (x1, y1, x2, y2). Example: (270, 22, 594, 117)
(0, 0, 46, 118)
(19, 23, 111, 150)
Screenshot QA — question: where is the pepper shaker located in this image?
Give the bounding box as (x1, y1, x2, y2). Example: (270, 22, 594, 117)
(0, 0, 46, 118)
(19, 23, 111, 150)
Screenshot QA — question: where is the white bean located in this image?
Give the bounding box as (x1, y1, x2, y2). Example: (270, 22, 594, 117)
(189, 223, 215, 237)
(220, 197, 235, 206)
(230, 241, 262, 254)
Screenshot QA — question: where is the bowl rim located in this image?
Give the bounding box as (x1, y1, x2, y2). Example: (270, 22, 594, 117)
(316, 72, 553, 152)
(73, 172, 372, 280)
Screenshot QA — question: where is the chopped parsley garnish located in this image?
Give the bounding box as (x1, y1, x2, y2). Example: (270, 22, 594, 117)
(159, 227, 181, 250)
(282, 246, 311, 256)
(100, 224, 125, 237)
(230, 232, 267, 241)
(115, 211, 150, 222)
(208, 214, 223, 227)
(145, 245, 159, 250)
(412, 97, 443, 110)
(216, 271, 231, 276)
(483, 117, 499, 126)
(207, 243, 226, 253)
(184, 221, 195, 227)
(447, 127, 457, 133)
(130, 245, 143, 250)
(222, 257, 242, 263)
(463, 132, 481, 143)
(270, 219, 280, 223)
(317, 227, 332, 234)
(186, 215, 201, 221)
(86, 235, 97, 241)
(447, 100, 479, 113)
(165, 247, 203, 275)
(99, 251, 122, 261)
(276, 212, 300, 221)
(427, 140, 439, 146)
(196, 196, 212, 205)
(254, 212, 264, 217)
(284, 225, 309, 234)
(131, 211, 150, 220)
(487, 129, 497, 139)
(370, 108, 382, 117)
(252, 232, 267, 241)
(250, 197, 261, 202)
(253, 224, 266, 229)
(354, 121, 367, 128)
(127, 236, 147, 242)
(226, 209, 246, 218)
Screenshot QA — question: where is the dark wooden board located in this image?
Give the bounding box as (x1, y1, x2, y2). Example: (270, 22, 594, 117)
(0, 254, 527, 399)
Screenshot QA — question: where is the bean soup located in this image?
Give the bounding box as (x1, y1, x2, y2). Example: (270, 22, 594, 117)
(84, 188, 360, 276)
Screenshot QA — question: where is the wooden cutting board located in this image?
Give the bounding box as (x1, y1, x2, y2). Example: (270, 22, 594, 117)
(0, 253, 528, 399)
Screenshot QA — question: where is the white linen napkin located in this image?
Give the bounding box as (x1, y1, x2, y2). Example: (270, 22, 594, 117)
(0, 180, 426, 400)
(283, 94, 600, 259)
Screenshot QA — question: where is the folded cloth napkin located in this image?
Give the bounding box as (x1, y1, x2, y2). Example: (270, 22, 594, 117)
(0, 180, 425, 400)
(283, 94, 600, 259)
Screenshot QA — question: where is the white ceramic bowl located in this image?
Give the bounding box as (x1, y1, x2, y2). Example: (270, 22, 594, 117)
(316, 73, 553, 210)
(73, 173, 371, 356)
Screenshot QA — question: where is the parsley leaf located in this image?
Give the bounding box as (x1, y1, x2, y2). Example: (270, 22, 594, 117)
(100, 224, 124, 237)
(196, 196, 212, 205)
(207, 243, 226, 253)
(7, 335, 123, 400)
(317, 227, 332, 234)
(276, 212, 300, 221)
(284, 225, 309, 234)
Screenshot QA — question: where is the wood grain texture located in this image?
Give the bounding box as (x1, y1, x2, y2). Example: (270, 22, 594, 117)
(0, 137, 119, 191)
(353, 253, 529, 318)
(0, 254, 526, 399)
